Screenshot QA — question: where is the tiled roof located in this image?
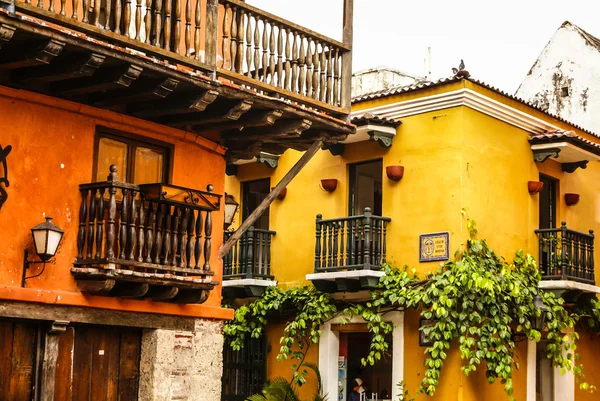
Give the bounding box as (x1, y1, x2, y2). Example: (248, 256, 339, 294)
(351, 112, 401, 128)
(352, 75, 599, 139)
(529, 130, 600, 156)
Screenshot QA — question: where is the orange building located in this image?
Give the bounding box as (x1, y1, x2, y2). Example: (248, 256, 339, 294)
(0, 0, 354, 400)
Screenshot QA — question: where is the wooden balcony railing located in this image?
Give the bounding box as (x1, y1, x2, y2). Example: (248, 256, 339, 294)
(535, 222, 595, 285)
(13, 0, 352, 113)
(72, 165, 222, 303)
(314, 207, 391, 272)
(223, 226, 275, 280)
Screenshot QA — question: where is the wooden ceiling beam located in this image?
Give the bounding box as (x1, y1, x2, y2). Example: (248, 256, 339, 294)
(90, 77, 180, 107)
(221, 119, 312, 141)
(192, 109, 283, 133)
(0, 24, 16, 50)
(0, 38, 65, 70)
(53, 64, 143, 96)
(161, 99, 254, 126)
(15, 53, 106, 83)
(128, 89, 219, 118)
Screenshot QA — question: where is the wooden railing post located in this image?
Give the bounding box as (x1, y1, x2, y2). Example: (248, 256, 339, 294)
(205, 0, 218, 72)
(77, 189, 88, 260)
(589, 230, 595, 282)
(560, 221, 568, 279)
(363, 207, 371, 270)
(246, 226, 254, 278)
(341, 0, 353, 111)
(106, 166, 119, 259)
(314, 214, 322, 272)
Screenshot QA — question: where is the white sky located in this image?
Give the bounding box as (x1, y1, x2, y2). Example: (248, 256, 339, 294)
(247, 0, 599, 94)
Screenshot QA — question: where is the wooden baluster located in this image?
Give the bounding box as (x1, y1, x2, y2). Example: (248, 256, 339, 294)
(298, 35, 306, 95)
(222, 4, 231, 68)
(238, 231, 246, 274)
(291, 32, 298, 91)
(259, 232, 265, 275)
(245, 227, 254, 278)
(266, 232, 272, 277)
(48, 0, 54, 13)
(77, 189, 89, 260)
(106, 166, 119, 259)
(82, 0, 89, 22)
(315, 215, 322, 271)
(338, 220, 345, 268)
(277, 25, 283, 88)
(320, 44, 327, 101)
(86, 189, 97, 259)
(145, 203, 154, 263)
(236, 8, 245, 74)
(194, 211, 203, 269)
(92, 0, 101, 26)
(313, 40, 320, 100)
(115, 0, 122, 35)
(203, 210, 212, 271)
(128, 189, 137, 260)
(95, 188, 105, 259)
(349, 219, 356, 266)
(333, 48, 340, 106)
(144, 0, 152, 43)
(588, 230, 595, 282)
(222, 233, 230, 276)
(332, 222, 339, 268)
(306, 39, 314, 97)
(105, 0, 112, 30)
(124, 0, 133, 37)
(37, 0, 43, 9)
(326, 47, 333, 104)
(253, 16, 261, 79)
(284, 29, 291, 90)
(137, 198, 145, 262)
(173, 0, 181, 53)
(193, 0, 201, 60)
(382, 221, 388, 264)
(230, 7, 238, 71)
(327, 223, 333, 267)
(186, 209, 194, 269)
(119, 189, 129, 259)
(162, 0, 171, 49)
(268, 23, 275, 85)
(135, 0, 143, 40)
(162, 205, 172, 264)
(184, 0, 191, 56)
(153, 0, 162, 46)
(261, 21, 268, 82)
(153, 204, 164, 264)
(246, 12, 253, 77)
(363, 207, 372, 269)
(178, 207, 187, 268)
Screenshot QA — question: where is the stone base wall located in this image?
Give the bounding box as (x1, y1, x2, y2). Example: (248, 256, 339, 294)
(139, 319, 224, 401)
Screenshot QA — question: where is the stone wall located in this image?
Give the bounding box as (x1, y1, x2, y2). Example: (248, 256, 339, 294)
(138, 319, 224, 401)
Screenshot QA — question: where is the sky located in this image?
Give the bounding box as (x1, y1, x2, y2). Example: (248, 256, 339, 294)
(247, 0, 598, 94)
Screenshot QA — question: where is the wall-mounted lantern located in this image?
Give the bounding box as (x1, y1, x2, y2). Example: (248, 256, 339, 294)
(22, 217, 64, 287)
(224, 193, 240, 229)
(532, 294, 549, 331)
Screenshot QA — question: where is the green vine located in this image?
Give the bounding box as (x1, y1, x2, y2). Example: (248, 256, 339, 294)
(224, 220, 598, 398)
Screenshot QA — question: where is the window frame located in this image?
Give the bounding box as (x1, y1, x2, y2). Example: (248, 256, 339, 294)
(93, 127, 174, 184)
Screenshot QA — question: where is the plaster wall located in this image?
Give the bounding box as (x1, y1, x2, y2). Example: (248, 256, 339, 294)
(352, 68, 422, 98)
(516, 23, 600, 134)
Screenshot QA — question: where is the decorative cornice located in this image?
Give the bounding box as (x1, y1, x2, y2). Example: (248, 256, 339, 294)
(352, 89, 561, 136)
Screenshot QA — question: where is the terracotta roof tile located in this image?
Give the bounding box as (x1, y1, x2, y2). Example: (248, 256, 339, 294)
(351, 112, 401, 128)
(529, 130, 600, 156)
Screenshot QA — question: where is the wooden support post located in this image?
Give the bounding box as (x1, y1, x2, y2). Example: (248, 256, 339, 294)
(219, 140, 323, 258)
(205, 0, 218, 73)
(341, 0, 353, 111)
(40, 320, 69, 401)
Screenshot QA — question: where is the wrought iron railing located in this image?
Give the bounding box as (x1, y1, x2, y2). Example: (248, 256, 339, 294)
(223, 226, 275, 280)
(12, 0, 351, 113)
(74, 165, 220, 278)
(314, 207, 391, 272)
(535, 222, 595, 284)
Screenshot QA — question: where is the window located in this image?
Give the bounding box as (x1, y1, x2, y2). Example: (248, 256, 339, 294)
(94, 130, 172, 184)
(349, 160, 383, 216)
(242, 178, 271, 230)
(222, 336, 267, 401)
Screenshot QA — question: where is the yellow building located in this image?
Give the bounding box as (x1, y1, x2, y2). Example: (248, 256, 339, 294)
(223, 75, 600, 401)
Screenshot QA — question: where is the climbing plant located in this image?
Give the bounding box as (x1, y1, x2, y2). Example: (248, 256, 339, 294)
(224, 220, 597, 398)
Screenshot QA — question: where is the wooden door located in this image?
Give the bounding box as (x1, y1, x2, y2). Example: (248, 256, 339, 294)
(0, 321, 38, 401)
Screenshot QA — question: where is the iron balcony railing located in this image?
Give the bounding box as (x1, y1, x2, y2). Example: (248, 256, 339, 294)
(223, 226, 275, 280)
(314, 207, 391, 272)
(13, 0, 351, 114)
(535, 222, 595, 284)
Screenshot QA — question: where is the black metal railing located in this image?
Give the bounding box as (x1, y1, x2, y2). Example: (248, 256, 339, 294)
(223, 226, 275, 280)
(535, 222, 595, 284)
(314, 207, 391, 272)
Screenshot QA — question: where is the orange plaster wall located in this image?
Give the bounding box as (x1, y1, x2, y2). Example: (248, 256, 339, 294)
(575, 329, 600, 401)
(0, 86, 232, 320)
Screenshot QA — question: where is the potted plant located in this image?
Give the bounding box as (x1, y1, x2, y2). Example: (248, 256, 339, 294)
(386, 165, 404, 181)
(528, 181, 544, 194)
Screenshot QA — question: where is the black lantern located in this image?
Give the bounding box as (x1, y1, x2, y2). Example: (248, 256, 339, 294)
(31, 217, 64, 261)
(224, 194, 239, 229)
(533, 294, 549, 331)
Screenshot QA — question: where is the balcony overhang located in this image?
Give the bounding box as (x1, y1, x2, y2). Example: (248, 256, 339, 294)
(530, 130, 600, 172)
(337, 113, 400, 152)
(539, 280, 600, 304)
(222, 278, 277, 298)
(306, 270, 385, 293)
(0, 9, 354, 161)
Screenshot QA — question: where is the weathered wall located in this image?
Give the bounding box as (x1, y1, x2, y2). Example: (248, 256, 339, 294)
(0, 85, 231, 319)
(517, 21, 600, 134)
(139, 319, 224, 401)
(352, 67, 423, 98)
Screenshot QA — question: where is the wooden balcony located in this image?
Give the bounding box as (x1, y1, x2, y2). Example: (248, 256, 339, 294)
(308, 207, 391, 293)
(1, 0, 353, 123)
(222, 226, 276, 298)
(71, 165, 221, 304)
(535, 223, 595, 285)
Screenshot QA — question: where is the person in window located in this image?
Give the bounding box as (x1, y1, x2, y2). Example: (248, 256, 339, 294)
(349, 377, 366, 401)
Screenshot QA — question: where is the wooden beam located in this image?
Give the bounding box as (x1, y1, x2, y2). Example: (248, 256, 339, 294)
(170, 289, 209, 304)
(221, 118, 312, 141)
(76, 279, 116, 294)
(15, 53, 106, 83)
(40, 321, 69, 401)
(192, 109, 283, 133)
(341, 0, 353, 110)
(91, 77, 180, 106)
(53, 64, 143, 96)
(129, 89, 219, 117)
(219, 140, 323, 258)
(146, 285, 179, 301)
(164, 99, 253, 126)
(110, 282, 150, 298)
(0, 38, 65, 70)
(0, 24, 15, 49)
